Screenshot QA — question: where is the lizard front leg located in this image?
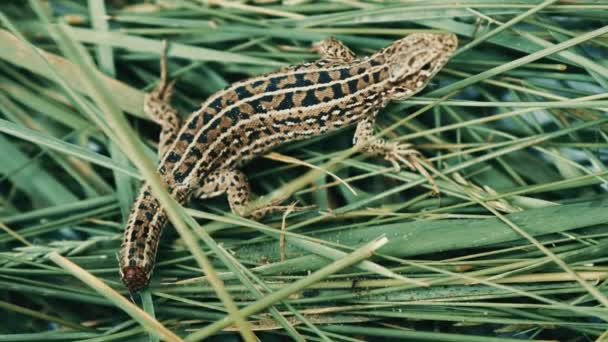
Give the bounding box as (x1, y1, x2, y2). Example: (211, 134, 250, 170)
(353, 116, 439, 194)
(194, 169, 304, 220)
(145, 41, 181, 159)
(313, 37, 356, 63)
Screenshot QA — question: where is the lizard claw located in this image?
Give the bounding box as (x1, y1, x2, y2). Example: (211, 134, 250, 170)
(383, 143, 439, 195)
(384, 142, 419, 171)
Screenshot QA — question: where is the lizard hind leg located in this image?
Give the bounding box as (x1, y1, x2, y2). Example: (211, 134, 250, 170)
(145, 40, 181, 159)
(194, 169, 310, 220)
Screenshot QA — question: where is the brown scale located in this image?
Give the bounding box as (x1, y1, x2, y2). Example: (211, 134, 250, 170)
(328, 69, 342, 81)
(276, 74, 299, 88)
(303, 72, 320, 83)
(119, 33, 458, 292)
(314, 86, 335, 101)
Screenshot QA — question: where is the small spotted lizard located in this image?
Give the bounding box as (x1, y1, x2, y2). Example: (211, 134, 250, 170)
(119, 33, 458, 292)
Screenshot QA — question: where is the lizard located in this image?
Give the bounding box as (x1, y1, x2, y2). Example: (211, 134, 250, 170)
(119, 33, 458, 293)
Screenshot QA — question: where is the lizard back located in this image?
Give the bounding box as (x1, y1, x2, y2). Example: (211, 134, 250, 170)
(161, 56, 391, 189)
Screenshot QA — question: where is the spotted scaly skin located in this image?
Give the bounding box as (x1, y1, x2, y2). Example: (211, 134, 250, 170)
(119, 33, 458, 292)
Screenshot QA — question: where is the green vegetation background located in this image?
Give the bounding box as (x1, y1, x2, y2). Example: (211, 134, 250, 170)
(1, 0, 608, 341)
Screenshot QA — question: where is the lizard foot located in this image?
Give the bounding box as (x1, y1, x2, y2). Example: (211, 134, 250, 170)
(248, 200, 315, 221)
(383, 143, 439, 195)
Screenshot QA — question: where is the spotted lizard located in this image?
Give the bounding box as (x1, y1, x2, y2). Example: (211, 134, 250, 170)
(119, 33, 458, 292)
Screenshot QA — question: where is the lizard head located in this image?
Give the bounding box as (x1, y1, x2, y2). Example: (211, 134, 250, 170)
(381, 32, 457, 100)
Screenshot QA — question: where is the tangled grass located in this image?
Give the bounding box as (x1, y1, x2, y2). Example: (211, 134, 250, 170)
(1, 1, 608, 341)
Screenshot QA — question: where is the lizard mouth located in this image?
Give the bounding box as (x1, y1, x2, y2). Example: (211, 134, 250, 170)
(121, 266, 149, 293)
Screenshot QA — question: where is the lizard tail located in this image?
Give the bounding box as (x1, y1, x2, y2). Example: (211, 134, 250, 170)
(118, 185, 168, 292)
